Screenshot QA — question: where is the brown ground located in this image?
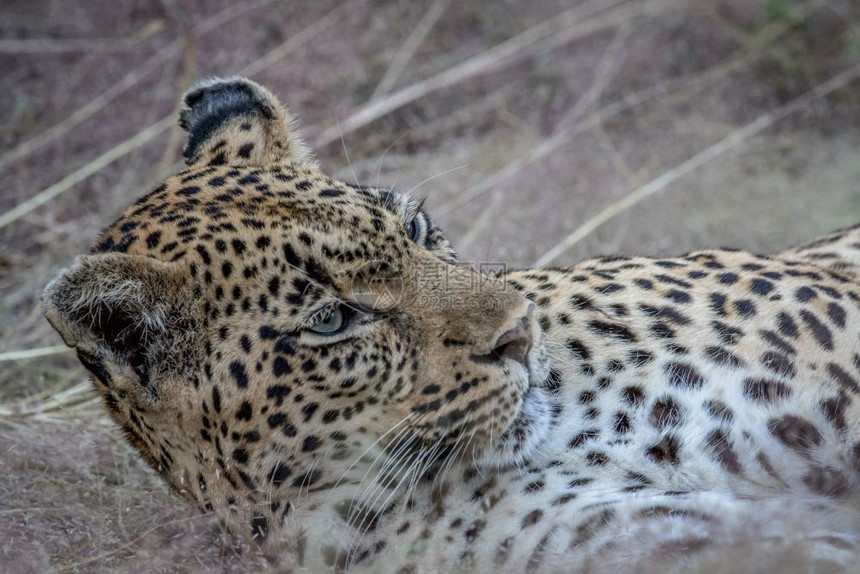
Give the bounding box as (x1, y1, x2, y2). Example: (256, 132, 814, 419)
(2, 0, 860, 571)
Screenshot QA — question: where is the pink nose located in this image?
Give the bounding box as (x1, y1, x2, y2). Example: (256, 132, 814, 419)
(488, 307, 533, 367)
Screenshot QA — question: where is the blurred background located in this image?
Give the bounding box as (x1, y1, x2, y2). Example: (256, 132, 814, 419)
(2, 0, 860, 570)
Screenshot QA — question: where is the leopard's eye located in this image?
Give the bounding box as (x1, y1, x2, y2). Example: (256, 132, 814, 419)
(406, 217, 423, 243)
(308, 307, 347, 335)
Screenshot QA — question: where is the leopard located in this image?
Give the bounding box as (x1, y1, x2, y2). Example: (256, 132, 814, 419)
(42, 76, 860, 573)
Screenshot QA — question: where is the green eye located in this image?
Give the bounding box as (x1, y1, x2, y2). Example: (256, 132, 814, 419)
(309, 307, 346, 335)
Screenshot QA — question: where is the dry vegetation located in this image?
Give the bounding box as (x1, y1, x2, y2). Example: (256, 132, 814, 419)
(2, 0, 860, 571)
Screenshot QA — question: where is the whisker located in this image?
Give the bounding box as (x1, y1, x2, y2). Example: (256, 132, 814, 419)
(375, 130, 412, 189)
(346, 420, 426, 522)
(346, 443, 422, 564)
(403, 164, 468, 197)
(337, 120, 360, 186)
(437, 431, 471, 489)
(346, 430, 417, 528)
(404, 434, 446, 504)
(318, 413, 417, 516)
(351, 433, 447, 568)
(332, 412, 415, 490)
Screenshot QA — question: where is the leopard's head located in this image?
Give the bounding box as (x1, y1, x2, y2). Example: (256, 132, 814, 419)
(42, 77, 551, 540)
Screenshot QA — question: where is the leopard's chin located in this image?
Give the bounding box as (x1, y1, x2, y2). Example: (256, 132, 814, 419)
(475, 386, 552, 470)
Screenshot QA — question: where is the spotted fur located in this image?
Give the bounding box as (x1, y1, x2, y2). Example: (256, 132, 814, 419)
(43, 78, 860, 573)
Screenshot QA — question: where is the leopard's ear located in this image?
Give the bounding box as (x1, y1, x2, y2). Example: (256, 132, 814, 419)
(179, 76, 315, 169)
(42, 254, 198, 388)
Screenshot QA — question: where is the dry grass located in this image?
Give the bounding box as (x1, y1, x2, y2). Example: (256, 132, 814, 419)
(2, 0, 860, 571)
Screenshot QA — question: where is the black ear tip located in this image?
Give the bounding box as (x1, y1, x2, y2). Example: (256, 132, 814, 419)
(182, 76, 262, 107)
(179, 77, 274, 129)
(179, 76, 278, 159)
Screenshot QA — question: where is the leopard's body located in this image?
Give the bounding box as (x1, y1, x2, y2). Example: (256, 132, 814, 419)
(43, 78, 860, 573)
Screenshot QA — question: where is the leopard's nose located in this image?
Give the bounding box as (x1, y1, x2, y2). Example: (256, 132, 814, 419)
(486, 305, 534, 367)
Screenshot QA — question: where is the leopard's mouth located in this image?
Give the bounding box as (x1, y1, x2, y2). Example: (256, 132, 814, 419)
(475, 368, 553, 470)
(410, 331, 552, 469)
(481, 331, 554, 467)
